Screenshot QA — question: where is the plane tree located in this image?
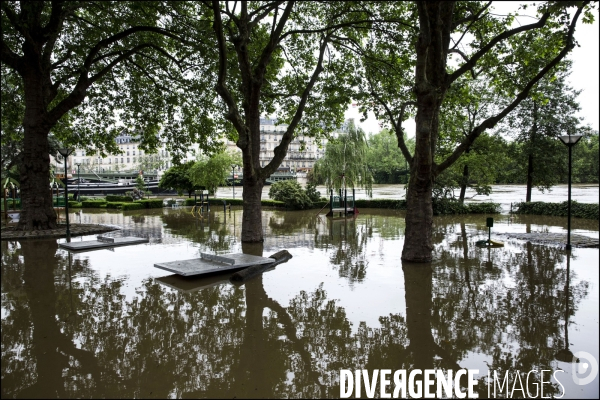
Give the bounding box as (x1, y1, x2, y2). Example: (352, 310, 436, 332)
(352, 1, 595, 261)
(1, 1, 218, 231)
(203, 1, 378, 243)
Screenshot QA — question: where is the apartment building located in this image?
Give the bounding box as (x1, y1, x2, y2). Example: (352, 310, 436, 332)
(227, 118, 353, 172)
(65, 130, 198, 176)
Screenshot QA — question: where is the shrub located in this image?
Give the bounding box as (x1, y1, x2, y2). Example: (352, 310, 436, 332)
(466, 202, 502, 214)
(269, 180, 313, 209)
(81, 200, 107, 208)
(261, 199, 286, 207)
(514, 201, 599, 220)
(106, 202, 125, 209)
(305, 182, 321, 203)
(68, 201, 82, 208)
(135, 199, 164, 208)
(106, 195, 133, 202)
(354, 199, 407, 209)
(122, 202, 145, 210)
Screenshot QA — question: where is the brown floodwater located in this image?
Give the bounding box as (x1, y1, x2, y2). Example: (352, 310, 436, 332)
(2, 208, 598, 398)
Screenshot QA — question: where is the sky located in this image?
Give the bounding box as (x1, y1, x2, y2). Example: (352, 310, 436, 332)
(346, 3, 600, 137)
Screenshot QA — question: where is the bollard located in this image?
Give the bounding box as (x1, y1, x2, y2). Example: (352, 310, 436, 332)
(486, 217, 493, 243)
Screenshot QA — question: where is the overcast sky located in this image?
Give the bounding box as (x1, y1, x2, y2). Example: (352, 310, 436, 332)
(347, 3, 600, 137)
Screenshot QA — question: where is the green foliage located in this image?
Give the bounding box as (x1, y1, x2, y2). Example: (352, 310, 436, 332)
(121, 202, 145, 211)
(499, 61, 588, 194)
(313, 123, 374, 196)
(159, 161, 202, 197)
(135, 175, 146, 192)
(106, 195, 133, 202)
(189, 151, 242, 194)
(305, 182, 322, 204)
(269, 180, 314, 210)
(81, 200, 107, 208)
(68, 201, 82, 208)
(354, 199, 407, 209)
(105, 202, 126, 209)
(514, 201, 599, 220)
(134, 199, 164, 209)
(261, 200, 286, 208)
(366, 129, 413, 184)
(572, 132, 599, 183)
(432, 200, 501, 215)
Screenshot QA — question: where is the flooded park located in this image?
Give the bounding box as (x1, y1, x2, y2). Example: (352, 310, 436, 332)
(1, 185, 599, 398)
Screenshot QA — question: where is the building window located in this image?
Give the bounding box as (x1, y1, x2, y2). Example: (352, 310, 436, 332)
(132, 157, 136, 163)
(133, 151, 135, 155)
(127, 158, 130, 163)
(121, 158, 124, 163)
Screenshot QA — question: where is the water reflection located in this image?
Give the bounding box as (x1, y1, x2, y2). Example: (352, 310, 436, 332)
(1, 210, 598, 398)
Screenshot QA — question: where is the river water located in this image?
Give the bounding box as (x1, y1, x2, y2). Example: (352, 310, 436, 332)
(216, 183, 599, 213)
(1, 207, 598, 398)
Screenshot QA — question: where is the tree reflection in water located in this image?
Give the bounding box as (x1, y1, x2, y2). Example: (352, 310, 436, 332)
(0, 213, 593, 398)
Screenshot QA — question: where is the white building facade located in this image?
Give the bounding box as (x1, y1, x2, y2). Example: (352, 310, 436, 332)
(227, 118, 352, 172)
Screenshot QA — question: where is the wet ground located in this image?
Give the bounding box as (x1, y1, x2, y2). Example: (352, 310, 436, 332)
(1, 208, 599, 398)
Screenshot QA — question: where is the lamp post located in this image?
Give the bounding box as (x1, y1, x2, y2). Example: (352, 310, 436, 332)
(58, 147, 75, 242)
(231, 165, 237, 199)
(558, 134, 582, 251)
(75, 163, 81, 201)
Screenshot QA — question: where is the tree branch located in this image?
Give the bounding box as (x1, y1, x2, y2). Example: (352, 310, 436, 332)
(437, 4, 586, 174)
(262, 34, 331, 178)
(1, 39, 22, 71)
(447, 11, 551, 85)
(211, 0, 246, 147)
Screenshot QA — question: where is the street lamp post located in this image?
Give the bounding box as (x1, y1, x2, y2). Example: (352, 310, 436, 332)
(58, 147, 75, 242)
(232, 165, 237, 199)
(558, 134, 582, 251)
(75, 163, 81, 201)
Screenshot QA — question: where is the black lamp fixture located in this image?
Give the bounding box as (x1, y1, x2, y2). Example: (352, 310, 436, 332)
(57, 147, 75, 242)
(558, 134, 582, 251)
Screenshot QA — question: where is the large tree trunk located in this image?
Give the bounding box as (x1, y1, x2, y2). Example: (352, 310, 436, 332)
(402, 151, 434, 262)
(241, 173, 265, 242)
(401, 2, 453, 263)
(16, 68, 57, 231)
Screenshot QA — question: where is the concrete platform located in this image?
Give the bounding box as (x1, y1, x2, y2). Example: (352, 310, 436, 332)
(154, 253, 275, 277)
(59, 236, 149, 252)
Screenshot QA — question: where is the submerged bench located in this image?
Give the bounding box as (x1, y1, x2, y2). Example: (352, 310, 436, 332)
(59, 236, 149, 252)
(154, 252, 276, 277)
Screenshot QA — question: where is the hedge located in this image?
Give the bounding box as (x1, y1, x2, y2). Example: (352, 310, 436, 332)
(432, 200, 501, 215)
(68, 201, 82, 208)
(135, 199, 164, 208)
(81, 200, 107, 208)
(355, 199, 407, 209)
(514, 201, 599, 220)
(106, 195, 133, 202)
(106, 202, 126, 209)
(122, 202, 145, 210)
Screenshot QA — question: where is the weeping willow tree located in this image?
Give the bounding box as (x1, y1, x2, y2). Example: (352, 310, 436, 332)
(313, 124, 373, 197)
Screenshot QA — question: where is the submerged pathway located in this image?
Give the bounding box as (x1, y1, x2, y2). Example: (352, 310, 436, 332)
(498, 232, 599, 248)
(1, 224, 119, 241)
